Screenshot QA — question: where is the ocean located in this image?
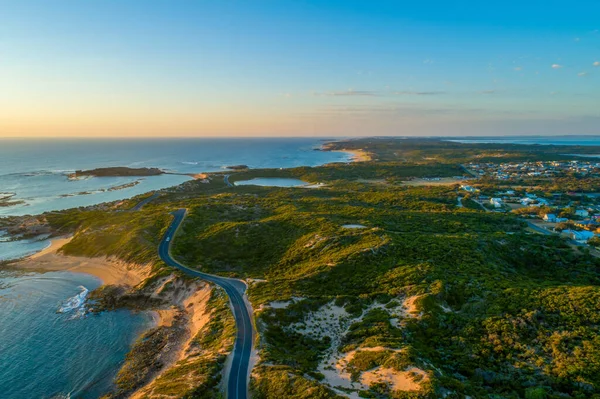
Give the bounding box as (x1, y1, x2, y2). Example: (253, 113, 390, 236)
(0, 137, 348, 399)
(0, 270, 152, 399)
(0, 138, 349, 217)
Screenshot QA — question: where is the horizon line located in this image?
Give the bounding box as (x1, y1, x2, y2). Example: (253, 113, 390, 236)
(2, 134, 600, 140)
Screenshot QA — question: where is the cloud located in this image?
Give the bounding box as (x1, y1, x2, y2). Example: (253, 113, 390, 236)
(480, 90, 496, 94)
(552, 64, 563, 69)
(300, 104, 543, 119)
(312, 89, 447, 98)
(304, 104, 487, 117)
(514, 67, 523, 71)
(578, 72, 588, 77)
(392, 91, 446, 96)
(314, 90, 378, 97)
(594, 61, 600, 67)
(574, 37, 581, 42)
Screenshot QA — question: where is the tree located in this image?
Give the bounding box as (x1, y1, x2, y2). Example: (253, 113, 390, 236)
(525, 387, 547, 399)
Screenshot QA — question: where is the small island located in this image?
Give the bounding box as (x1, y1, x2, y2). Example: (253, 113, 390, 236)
(225, 164, 249, 171)
(68, 167, 165, 179)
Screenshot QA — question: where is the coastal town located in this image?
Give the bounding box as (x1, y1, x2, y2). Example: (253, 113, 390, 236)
(466, 159, 600, 180)
(461, 160, 600, 247)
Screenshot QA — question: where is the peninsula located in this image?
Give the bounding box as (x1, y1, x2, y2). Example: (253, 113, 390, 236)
(5, 138, 600, 399)
(68, 167, 165, 179)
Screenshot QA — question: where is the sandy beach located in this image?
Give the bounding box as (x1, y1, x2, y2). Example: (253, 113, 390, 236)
(12, 235, 225, 397)
(14, 236, 151, 286)
(335, 149, 372, 162)
(321, 143, 372, 163)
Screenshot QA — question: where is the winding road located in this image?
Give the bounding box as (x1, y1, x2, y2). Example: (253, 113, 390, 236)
(131, 192, 160, 211)
(158, 209, 253, 399)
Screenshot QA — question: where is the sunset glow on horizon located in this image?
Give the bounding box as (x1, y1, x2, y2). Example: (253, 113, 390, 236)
(1, 1, 599, 138)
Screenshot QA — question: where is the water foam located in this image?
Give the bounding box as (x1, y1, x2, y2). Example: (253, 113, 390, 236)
(57, 286, 89, 318)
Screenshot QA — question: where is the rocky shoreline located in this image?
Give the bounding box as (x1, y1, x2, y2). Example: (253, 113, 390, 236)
(0, 193, 26, 208)
(7, 237, 234, 399)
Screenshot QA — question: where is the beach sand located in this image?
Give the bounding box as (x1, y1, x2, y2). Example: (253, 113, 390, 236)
(335, 149, 372, 162)
(14, 236, 151, 286)
(11, 236, 230, 398)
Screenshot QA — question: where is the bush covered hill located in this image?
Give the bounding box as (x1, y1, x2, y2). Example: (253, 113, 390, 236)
(43, 139, 600, 398)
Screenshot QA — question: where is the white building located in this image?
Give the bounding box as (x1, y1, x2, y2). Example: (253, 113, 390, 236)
(521, 198, 536, 206)
(543, 214, 557, 222)
(460, 185, 479, 193)
(490, 197, 503, 208)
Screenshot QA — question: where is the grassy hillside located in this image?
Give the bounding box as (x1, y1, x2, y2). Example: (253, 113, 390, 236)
(38, 139, 600, 398)
(168, 178, 600, 398)
(324, 137, 600, 163)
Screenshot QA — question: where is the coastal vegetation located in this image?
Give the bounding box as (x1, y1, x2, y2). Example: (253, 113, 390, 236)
(69, 167, 165, 179)
(226, 162, 465, 185)
(324, 138, 600, 163)
(106, 287, 235, 399)
(8, 138, 600, 398)
(87, 266, 235, 398)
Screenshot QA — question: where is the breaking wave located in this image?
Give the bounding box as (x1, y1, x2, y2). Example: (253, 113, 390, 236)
(57, 286, 89, 319)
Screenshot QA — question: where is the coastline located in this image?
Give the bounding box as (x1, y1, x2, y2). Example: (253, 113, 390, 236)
(4, 236, 163, 398)
(11, 236, 229, 398)
(2, 138, 364, 398)
(15, 236, 152, 286)
(0, 138, 348, 218)
(328, 148, 372, 162)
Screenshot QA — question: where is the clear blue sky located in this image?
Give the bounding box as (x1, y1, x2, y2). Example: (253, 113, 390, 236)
(1, 0, 599, 137)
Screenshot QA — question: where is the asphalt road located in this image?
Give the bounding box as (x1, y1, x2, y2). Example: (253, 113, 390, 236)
(131, 192, 160, 211)
(524, 220, 587, 247)
(224, 174, 234, 187)
(525, 220, 552, 236)
(158, 209, 253, 399)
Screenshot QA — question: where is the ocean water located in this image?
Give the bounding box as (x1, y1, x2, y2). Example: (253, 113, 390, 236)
(0, 138, 348, 399)
(234, 177, 309, 187)
(0, 138, 348, 217)
(0, 270, 152, 399)
(0, 230, 52, 261)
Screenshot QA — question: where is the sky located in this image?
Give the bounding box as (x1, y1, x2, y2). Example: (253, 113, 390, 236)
(0, 0, 599, 138)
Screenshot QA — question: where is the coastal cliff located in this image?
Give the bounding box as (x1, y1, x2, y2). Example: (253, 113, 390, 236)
(11, 236, 235, 399)
(97, 275, 235, 399)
